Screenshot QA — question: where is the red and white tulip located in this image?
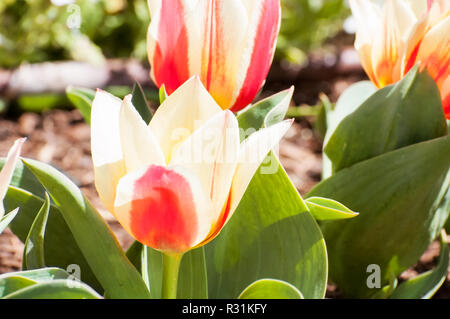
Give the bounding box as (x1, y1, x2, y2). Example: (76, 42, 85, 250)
(350, 0, 450, 118)
(147, 0, 281, 112)
(0, 138, 25, 218)
(91, 77, 292, 254)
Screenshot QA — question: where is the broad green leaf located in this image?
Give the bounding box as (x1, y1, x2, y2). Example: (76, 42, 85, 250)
(238, 279, 303, 299)
(325, 67, 447, 174)
(159, 84, 168, 104)
(0, 208, 19, 234)
(2, 267, 72, 282)
(308, 135, 450, 298)
(66, 86, 95, 125)
(0, 276, 36, 298)
(21, 159, 150, 299)
(23, 193, 50, 270)
(4, 187, 101, 293)
(177, 247, 208, 299)
(390, 231, 449, 299)
(237, 88, 293, 132)
(131, 82, 152, 124)
(322, 81, 377, 178)
(206, 158, 327, 299)
(305, 197, 358, 221)
(4, 280, 102, 299)
(126, 240, 143, 272)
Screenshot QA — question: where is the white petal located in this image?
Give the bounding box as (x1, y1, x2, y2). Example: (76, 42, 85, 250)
(91, 89, 126, 212)
(148, 77, 222, 162)
(119, 95, 165, 173)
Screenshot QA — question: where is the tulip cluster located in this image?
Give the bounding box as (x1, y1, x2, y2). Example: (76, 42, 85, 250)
(350, 0, 449, 118)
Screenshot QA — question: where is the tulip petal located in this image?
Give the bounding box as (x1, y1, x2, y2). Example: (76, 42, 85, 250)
(230, 0, 281, 111)
(0, 138, 25, 218)
(170, 110, 240, 223)
(119, 95, 165, 173)
(229, 120, 293, 222)
(147, 0, 190, 93)
(91, 89, 126, 212)
(114, 165, 213, 253)
(148, 77, 222, 162)
(414, 15, 450, 90)
(371, 0, 417, 86)
(349, 0, 382, 86)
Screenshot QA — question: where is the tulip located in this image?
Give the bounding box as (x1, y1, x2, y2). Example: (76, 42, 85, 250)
(0, 138, 25, 219)
(91, 77, 291, 297)
(147, 0, 281, 112)
(91, 76, 291, 251)
(349, 0, 450, 118)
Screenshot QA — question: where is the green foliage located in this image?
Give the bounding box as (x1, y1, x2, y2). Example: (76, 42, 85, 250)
(20, 158, 151, 298)
(278, 0, 349, 64)
(207, 91, 328, 299)
(22, 193, 50, 270)
(238, 279, 304, 299)
(0, 0, 150, 67)
(309, 69, 449, 298)
(325, 67, 447, 174)
(4, 280, 102, 299)
(305, 197, 358, 221)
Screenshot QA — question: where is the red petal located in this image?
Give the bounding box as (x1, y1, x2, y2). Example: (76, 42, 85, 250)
(230, 0, 281, 112)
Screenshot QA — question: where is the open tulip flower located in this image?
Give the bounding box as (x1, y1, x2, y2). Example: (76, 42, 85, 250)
(147, 0, 281, 112)
(91, 77, 292, 256)
(0, 138, 25, 219)
(350, 0, 450, 118)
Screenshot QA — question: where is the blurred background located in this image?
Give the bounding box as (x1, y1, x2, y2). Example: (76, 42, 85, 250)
(2, 0, 446, 298)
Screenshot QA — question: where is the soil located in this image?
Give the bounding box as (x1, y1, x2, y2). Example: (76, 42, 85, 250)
(0, 55, 449, 299)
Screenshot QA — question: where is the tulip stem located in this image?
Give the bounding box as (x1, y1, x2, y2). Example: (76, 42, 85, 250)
(161, 252, 183, 299)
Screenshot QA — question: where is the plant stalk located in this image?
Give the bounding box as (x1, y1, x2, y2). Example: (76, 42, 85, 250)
(161, 252, 183, 299)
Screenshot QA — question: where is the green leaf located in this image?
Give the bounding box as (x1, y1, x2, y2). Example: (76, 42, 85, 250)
(132, 82, 153, 124)
(238, 279, 304, 299)
(0, 276, 37, 298)
(0, 267, 73, 297)
(3, 280, 102, 299)
(307, 135, 450, 298)
(325, 67, 447, 174)
(206, 157, 327, 299)
(159, 84, 168, 104)
(305, 197, 358, 221)
(177, 247, 208, 299)
(66, 86, 95, 125)
(237, 88, 293, 132)
(2, 267, 72, 282)
(390, 231, 449, 299)
(4, 187, 102, 293)
(322, 81, 377, 178)
(21, 158, 150, 299)
(23, 193, 50, 270)
(0, 208, 19, 234)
